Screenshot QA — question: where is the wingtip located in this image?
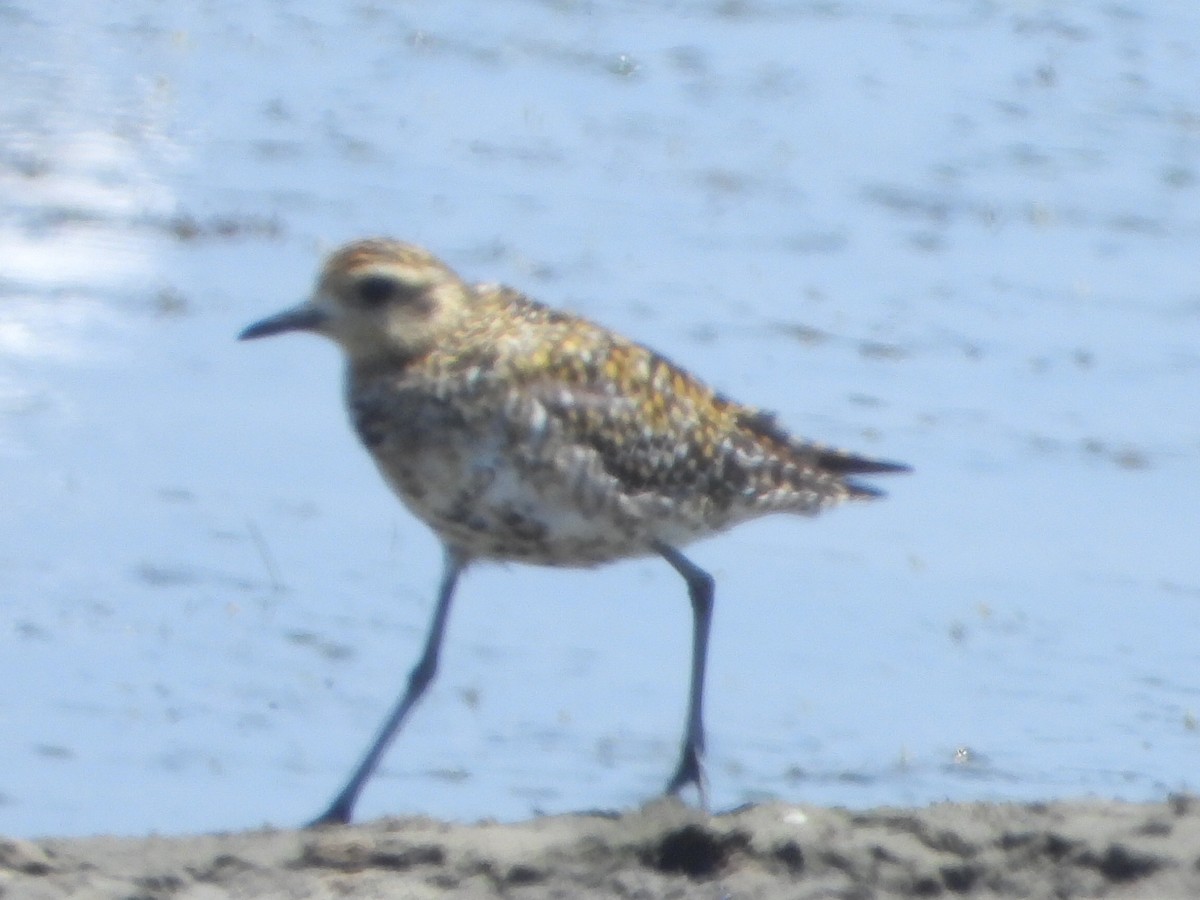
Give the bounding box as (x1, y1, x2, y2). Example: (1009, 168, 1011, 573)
(833, 455, 910, 500)
(854, 458, 912, 476)
(818, 449, 912, 478)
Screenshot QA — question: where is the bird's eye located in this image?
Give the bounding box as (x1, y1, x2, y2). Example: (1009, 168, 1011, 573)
(357, 275, 397, 307)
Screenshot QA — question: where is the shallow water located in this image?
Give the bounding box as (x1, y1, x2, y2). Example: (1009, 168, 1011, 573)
(1, 1, 1198, 838)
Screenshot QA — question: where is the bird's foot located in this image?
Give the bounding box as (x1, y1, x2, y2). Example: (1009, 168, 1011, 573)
(305, 797, 354, 829)
(663, 743, 710, 811)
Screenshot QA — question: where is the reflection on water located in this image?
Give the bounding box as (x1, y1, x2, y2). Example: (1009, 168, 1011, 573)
(0, 5, 182, 445)
(1, 0, 1199, 838)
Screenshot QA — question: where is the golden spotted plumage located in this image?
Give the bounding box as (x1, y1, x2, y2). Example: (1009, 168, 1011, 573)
(309, 242, 905, 567)
(238, 237, 909, 824)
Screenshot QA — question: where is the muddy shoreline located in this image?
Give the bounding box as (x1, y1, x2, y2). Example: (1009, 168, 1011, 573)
(4, 796, 1199, 898)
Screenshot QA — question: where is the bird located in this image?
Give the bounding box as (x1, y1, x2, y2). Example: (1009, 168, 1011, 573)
(238, 238, 909, 826)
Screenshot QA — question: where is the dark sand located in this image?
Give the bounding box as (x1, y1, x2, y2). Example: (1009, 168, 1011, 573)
(4, 796, 1199, 898)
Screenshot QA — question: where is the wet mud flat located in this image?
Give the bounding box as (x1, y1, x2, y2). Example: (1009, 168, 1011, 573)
(4, 795, 1199, 899)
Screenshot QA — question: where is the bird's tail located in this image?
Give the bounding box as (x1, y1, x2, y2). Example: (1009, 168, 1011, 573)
(737, 408, 910, 499)
(809, 446, 911, 499)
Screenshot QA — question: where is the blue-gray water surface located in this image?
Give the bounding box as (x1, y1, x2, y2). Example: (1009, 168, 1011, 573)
(1, 1, 1198, 838)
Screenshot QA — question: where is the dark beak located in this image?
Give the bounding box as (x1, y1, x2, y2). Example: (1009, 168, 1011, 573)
(238, 303, 329, 341)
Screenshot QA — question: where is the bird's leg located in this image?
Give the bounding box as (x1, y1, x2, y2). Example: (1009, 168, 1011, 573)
(308, 545, 467, 827)
(654, 542, 714, 810)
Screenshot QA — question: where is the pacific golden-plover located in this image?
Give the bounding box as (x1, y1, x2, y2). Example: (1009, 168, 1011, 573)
(239, 238, 909, 825)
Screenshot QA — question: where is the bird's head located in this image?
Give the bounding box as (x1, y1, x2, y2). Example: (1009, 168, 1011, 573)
(239, 239, 471, 362)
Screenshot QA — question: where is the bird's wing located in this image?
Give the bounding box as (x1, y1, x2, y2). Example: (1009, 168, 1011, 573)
(491, 335, 802, 518)
(466, 285, 908, 508)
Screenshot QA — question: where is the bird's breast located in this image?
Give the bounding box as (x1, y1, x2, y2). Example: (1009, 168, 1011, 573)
(346, 382, 684, 565)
